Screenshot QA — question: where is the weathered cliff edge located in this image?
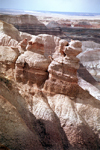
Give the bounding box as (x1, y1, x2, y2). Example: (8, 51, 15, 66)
(0, 14, 63, 36)
(0, 20, 100, 150)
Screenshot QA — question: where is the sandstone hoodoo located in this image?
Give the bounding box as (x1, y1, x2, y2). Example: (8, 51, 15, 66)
(43, 40, 82, 97)
(15, 34, 60, 86)
(15, 36, 50, 86)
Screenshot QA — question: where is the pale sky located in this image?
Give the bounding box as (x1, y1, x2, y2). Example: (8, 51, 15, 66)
(0, 0, 100, 13)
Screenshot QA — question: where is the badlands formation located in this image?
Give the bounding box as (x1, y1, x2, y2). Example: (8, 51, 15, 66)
(0, 19, 100, 150)
(1, 14, 100, 43)
(0, 14, 63, 36)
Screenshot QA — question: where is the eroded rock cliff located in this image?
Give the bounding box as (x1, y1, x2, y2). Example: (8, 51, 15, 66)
(0, 14, 63, 36)
(0, 20, 100, 150)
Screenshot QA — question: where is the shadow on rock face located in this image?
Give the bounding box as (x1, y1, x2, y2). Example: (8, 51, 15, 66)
(0, 77, 70, 150)
(78, 63, 96, 85)
(0, 144, 10, 150)
(35, 119, 69, 150)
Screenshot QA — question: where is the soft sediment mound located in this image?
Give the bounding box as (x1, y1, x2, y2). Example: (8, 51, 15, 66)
(46, 21, 61, 28)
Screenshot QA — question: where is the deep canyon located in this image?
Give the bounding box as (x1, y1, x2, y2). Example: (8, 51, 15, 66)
(0, 13, 100, 150)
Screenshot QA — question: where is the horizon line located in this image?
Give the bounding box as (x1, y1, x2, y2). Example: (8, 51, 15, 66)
(0, 8, 100, 15)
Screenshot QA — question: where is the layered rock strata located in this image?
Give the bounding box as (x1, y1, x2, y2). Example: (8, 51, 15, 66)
(15, 36, 50, 86)
(43, 40, 82, 97)
(0, 14, 63, 36)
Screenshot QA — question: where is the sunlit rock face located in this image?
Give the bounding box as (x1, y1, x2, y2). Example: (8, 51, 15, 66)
(15, 39, 50, 86)
(0, 46, 19, 79)
(43, 40, 82, 97)
(0, 20, 20, 47)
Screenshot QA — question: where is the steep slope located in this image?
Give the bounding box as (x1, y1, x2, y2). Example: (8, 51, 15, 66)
(77, 41, 100, 99)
